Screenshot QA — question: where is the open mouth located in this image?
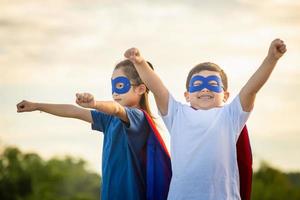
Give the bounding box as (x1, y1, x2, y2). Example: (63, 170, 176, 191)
(198, 94, 213, 100)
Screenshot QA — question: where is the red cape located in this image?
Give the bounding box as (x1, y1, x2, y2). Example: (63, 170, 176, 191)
(237, 126, 252, 200)
(143, 111, 172, 200)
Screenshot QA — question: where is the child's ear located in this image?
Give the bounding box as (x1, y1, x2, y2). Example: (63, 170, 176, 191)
(184, 91, 190, 102)
(223, 91, 230, 102)
(136, 84, 147, 95)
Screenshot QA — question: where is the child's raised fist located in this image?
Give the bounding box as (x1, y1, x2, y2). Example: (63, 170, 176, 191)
(16, 100, 37, 112)
(268, 39, 287, 60)
(124, 48, 145, 64)
(76, 93, 95, 108)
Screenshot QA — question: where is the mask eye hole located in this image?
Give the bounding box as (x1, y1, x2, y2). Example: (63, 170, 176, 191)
(208, 81, 218, 86)
(115, 82, 124, 89)
(193, 80, 202, 87)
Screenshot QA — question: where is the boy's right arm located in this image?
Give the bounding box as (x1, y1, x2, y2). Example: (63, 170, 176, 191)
(16, 100, 92, 123)
(124, 48, 169, 116)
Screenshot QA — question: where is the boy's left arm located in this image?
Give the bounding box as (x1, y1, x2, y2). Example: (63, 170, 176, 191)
(239, 39, 287, 112)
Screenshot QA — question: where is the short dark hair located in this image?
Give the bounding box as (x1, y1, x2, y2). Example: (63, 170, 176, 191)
(185, 62, 228, 91)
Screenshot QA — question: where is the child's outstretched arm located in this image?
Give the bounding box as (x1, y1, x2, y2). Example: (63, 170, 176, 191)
(16, 100, 92, 123)
(124, 48, 169, 116)
(75, 93, 129, 122)
(239, 38, 287, 112)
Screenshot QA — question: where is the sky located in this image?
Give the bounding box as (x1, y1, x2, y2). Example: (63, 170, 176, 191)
(1, 0, 300, 174)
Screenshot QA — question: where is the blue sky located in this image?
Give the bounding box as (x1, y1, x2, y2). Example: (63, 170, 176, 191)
(1, 0, 300, 173)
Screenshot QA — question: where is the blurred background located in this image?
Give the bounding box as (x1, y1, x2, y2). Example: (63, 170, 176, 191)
(1, 0, 300, 199)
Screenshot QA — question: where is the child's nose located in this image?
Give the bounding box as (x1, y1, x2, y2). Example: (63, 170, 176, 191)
(200, 88, 210, 92)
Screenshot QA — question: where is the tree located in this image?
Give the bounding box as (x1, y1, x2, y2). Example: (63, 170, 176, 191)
(252, 162, 300, 200)
(0, 147, 101, 200)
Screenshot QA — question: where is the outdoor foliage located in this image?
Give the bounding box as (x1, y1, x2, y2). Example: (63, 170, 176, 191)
(1, 147, 300, 200)
(0, 147, 101, 200)
(252, 162, 300, 200)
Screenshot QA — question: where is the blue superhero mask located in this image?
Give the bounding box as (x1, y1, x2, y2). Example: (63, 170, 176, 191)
(111, 76, 132, 94)
(188, 75, 223, 93)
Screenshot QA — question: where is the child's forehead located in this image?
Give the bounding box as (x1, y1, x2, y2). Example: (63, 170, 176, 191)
(192, 70, 221, 78)
(111, 68, 126, 79)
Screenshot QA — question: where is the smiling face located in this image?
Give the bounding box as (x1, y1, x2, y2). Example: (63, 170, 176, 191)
(184, 70, 229, 110)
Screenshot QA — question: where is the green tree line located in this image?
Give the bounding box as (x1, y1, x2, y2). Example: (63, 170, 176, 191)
(0, 147, 101, 200)
(252, 162, 300, 199)
(1, 147, 300, 200)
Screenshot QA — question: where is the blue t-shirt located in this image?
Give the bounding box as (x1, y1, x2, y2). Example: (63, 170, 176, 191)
(91, 107, 149, 200)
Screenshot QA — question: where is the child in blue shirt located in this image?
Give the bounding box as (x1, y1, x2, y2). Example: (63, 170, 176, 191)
(124, 39, 286, 200)
(17, 59, 171, 200)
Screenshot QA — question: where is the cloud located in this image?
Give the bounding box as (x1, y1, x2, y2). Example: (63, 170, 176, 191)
(1, 0, 300, 171)
(237, 0, 300, 24)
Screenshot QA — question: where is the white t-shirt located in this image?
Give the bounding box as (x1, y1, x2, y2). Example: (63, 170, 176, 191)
(161, 94, 250, 200)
